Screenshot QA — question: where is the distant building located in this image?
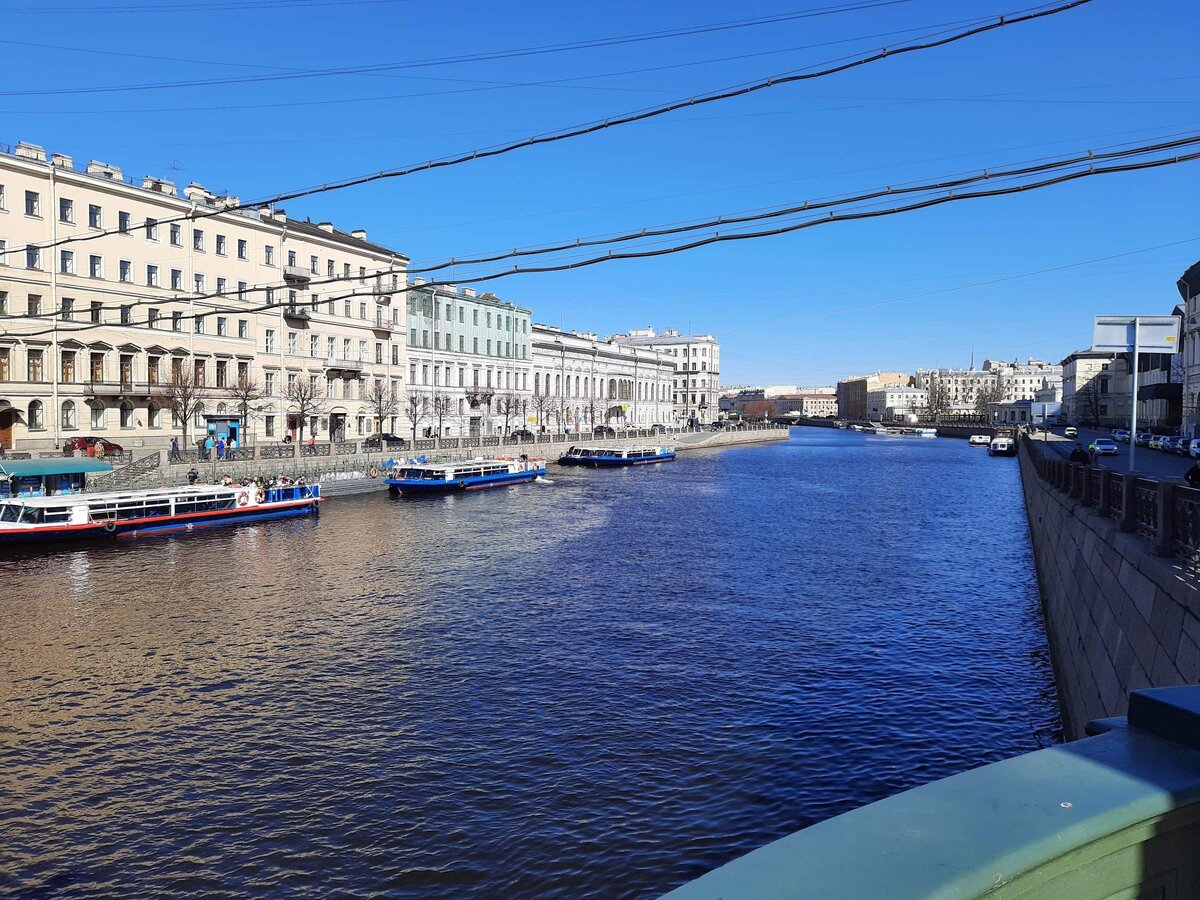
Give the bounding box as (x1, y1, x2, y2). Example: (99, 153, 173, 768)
(776, 392, 837, 417)
(989, 398, 1062, 426)
(837, 372, 909, 419)
(1135, 302, 1185, 430)
(1180, 260, 1200, 436)
(865, 386, 928, 421)
(1060, 349, 1130, 427)
(613, 327, 720, 425)
(913, 358, 1062, 409)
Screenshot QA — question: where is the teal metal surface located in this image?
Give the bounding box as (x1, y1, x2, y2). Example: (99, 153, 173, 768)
(666, 687, 1200, 899)
(0, 459, 113, 478)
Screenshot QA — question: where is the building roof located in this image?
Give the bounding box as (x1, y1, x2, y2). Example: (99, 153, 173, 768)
(0, 459, 113, 478)
(286, 217, 409, 260)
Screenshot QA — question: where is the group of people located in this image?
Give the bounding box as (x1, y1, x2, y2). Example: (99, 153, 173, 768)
(185, 469, 307, 490)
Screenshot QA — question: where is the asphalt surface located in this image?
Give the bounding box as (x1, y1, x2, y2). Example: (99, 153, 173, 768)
(1037, 427, 1196, 478)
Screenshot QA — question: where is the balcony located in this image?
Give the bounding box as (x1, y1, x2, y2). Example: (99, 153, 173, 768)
(84, 380, 156, 397)
(282, 305, 311, 322)
(282, 265, 312, 285)
(372, 316, 396, 335)
(324, 357, 364, 373)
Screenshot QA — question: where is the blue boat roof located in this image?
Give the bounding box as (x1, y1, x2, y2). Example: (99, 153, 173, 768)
(0, 459, 114, 478)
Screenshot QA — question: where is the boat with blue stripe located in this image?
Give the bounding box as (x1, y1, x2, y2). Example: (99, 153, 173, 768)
(558, 445, 676, 467)
(0, 481, 321, 546)
(385, 456, 546, 495)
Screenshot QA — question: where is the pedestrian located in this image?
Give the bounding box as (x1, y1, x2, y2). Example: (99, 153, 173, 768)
(216, 437, 226, 460)
(187, 467, 199, 485)
(1187, 460, 1200, 489)
(87, 441, 96, 458)
(204, 434, 214, 458)
(1068, 442, 1089, 465)
(307, 434, 316, 448)
(169, 436, 181, 463)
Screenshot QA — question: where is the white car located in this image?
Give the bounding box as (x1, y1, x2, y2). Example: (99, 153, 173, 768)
(1190, 439, 1200, 459)
(1089, 438, 1118, 456)
(1064, 426, 1078, 437)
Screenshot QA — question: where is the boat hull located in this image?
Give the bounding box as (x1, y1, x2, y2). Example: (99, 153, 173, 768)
(386, 466, 546, 494)
(0, 498, 320, 545)
(559, 452, 676, 467)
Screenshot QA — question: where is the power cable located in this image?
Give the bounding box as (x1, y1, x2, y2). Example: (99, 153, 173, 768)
(0, 0, 1095, 262)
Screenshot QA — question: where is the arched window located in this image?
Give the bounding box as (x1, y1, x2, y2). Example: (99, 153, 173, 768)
(193, 403, 205, 429)
(148, 402, 161, 429)
(554, 374, 560, 396)
(120, 401, 134, 428)
(28, 400, 43, 430)
(61, 400, 76, 429)
(534, 373, 540, 396)
(216, 402, 227, 415)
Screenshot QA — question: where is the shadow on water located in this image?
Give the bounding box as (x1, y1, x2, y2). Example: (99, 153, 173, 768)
(1, 429, 1061, 898)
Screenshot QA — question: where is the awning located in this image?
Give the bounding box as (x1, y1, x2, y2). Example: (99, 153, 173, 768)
(0, 459, 113, 478)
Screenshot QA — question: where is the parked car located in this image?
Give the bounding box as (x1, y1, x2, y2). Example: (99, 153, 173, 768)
(1089, 438, 1118, 456)
(1064, 426, 1078, 437)
(1149, 435, 1169, 450)
(1111, 429, 1130, 443)
(362, 432, 405, 449)
(1134, 432, 1155, 447)
(593, 425, 616, 437)
(63, 435, 124, 455)
(1169, 436, 1192, 455)
(510, 429, 534, 441)
(649, 424, 668, 434)
(1189, 439, 1200, 459)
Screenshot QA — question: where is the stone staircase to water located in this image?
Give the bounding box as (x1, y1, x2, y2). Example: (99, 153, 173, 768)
(86, 451, 163, 492)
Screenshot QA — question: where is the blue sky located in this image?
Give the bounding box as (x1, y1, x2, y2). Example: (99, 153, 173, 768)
(4, 0, 1198, 385)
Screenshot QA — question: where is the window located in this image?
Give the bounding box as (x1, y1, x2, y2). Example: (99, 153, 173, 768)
(120, 401, 134, 428)
(193, 229, 204, 251)
(238, 319, 248, 339)
(359, 266, 366, 283)
(287, 250, 297, 267)
(27, 349, 44, 381)
(148, 402, 161, 429)
(216, 277, 227, 295)
(265, 371, 276, 396)
(327, 260, 335, 277)
(215, 234, 226, 256)
(148, 356, 160, 384)
(309, 334, 318, 357)
(0, 238, 6, 265)
(172, 311, 182, 332)
(473, 309, 479, 326)
(59, 250, 74, 275)
(144, 217, 158, 240)
(89, 255, 102, 278)
(195, 315, 205, 334)
(28, 295, 41, 316)
(90, 404, 104, 429)
(170, 268, 182, 290)
(359, 302, 367, 319)
(237, 238, 248, 260)
(60, 298, 74, 321)
(147, 308, 159, 329)
(193, 273, 205, 293)
(170, 223, 182, 246)
(60, 350, 76, 382)
(117, 259, 130, 283)
(265, 415, 276, 437)
(25, 246, 41, 269)
(119, 305, 131, 324)
(217, 316, 227, 336)
(265, 329, 276, 353)
(0, 291, 10, 315)
(264, 245, 275, 266)
(238, 281, 247, 299)
(118, 211, 131, 234)
(216, 360, 227, 388)
(0, 185, 6, 210)
(61, 400, 76, 429)
(193, 361, 205, 385)
(28, 400, 44, 430)
(24, 190, 40, 217)
(59, 197, 73, 224)
(343, 263, 350, 279)
(287, 331, 297, 355)
(310, 255, 318, 274)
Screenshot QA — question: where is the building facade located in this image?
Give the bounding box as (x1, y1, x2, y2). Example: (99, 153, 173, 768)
(836, 372, 909, 420)
(613, 327, 720, 425)
(530, 325, 674, 432)
(776, 392, 837, 417)
(0, 141, 409, 452)
(912, 359, 1062, 410)
(402, 280, 532, 437)
(866, 386, 928, 421)
(1060, 349, 1131, 427)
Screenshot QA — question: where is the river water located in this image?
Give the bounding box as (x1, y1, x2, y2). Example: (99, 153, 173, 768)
(1, 428, 1061, 898)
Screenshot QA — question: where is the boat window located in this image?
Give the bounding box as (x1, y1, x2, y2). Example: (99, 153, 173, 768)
(0, 503, 22, 523)
(19, 506, 45, 524)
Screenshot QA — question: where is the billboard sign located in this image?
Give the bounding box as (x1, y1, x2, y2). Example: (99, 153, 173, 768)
(1092, 316, 1181, 354)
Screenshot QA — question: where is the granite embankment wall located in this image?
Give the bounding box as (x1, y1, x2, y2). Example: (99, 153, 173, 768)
(108, 426, 789, 497)
(1019, 439, 1200, 739)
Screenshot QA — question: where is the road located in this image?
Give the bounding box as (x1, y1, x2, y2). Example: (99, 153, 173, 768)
(1036, 427, 1196, 479)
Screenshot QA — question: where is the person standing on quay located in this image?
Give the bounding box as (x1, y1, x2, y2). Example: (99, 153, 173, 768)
(216, 437, 226, 461)
(1068, 443, 1089, 465)
(204, 434, 215, 459)
(169, 436, 181, 463)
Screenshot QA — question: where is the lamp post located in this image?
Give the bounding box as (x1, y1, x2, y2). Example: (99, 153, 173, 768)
(554, 338, 565, 435)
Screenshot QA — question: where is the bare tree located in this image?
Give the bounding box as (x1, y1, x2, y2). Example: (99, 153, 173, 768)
(431, 391, 453, 438)
(974, 376, 1009, 420)
(923, 374, 952, 421)
(364, 378, 398, 436)
(405, 390, 429, 442)
(495, 391, 521, 436)
(531, 392, 555, 433)
(226, 373, 261, 442)
(154, 367, 207, 450)
(1073, 379, 1105, 427)
(283, 377, 327, 443)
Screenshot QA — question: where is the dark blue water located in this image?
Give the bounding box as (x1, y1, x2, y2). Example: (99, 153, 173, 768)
(0, 429, 1060, 898)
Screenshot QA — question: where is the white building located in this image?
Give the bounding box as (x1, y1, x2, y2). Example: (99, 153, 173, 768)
(613, 327, 720, 425)
(866, 386, 928, 421)
(403, 280, 532, 437)
(1060, 349, 1130, 427)
(0, 141, 410, 452)
(912, 358, 1062, 409)
(530, 325, 674, 432)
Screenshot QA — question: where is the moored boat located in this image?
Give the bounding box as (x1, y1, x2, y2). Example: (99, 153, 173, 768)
(558, 445, 676, 467)
(385, 456, 546, 494)
(0, 481, 321, 545)
(968, 434, 992, 446)
(988, 436, 1017, 457)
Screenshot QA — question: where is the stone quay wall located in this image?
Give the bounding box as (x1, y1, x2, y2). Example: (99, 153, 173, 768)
(103, 426, 789, 497)
(1018, 437, 1200, 739)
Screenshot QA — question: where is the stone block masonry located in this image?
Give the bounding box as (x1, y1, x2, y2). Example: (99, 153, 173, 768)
(1019, 440, 1200, 739)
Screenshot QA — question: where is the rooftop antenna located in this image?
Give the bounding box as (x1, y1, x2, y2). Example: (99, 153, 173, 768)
(167, 158, 185, 182)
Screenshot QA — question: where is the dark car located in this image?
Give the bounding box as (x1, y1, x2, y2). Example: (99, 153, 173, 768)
(63, 435, 123, 455)
(510, 429, 535, 441)
(363, 432, 405, 449)
(649, 424, 668, 434)
(593, 425, 617, 437)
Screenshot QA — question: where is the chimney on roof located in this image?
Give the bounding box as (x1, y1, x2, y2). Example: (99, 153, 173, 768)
(16, 142, 46, 162)
(215, 195, 239, 209)
(462, 287, 476, 298)
(273, 208, 287, 223)
(258, 206, 272, 221)
(50, 153, 73, 169)
(85, 159, 123, 180)
(317, 221, 334, 233)
(142, 176, 177, 196)
(184, 182, 214, 204)
(350, 229, 367, 240)
(412, 277, 426, 286)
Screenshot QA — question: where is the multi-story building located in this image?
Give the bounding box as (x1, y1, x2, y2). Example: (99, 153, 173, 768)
(1060, 349, 1131, 427)
(402, 279, 532, 437)
(0, 141, 409, 452)
(1133, 303, 1185, 431)
(836, 372, 909, 420)
(865, 386, 928, 421)
(1178, 261, 1200, 436)
(612, 327, 720, 425)
(530, 325, 674, 432)
(775, 392, 837, 417)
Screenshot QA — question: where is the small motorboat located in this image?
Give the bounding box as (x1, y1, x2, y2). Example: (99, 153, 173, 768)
(968, 434, 992, 447)
(987, 436, 1017, 457)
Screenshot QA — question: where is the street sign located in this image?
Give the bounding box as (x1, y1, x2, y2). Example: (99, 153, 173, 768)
(1092, 316, 1181, 354)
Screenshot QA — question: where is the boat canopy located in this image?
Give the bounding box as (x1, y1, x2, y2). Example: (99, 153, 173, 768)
(0, 459, 113, 478)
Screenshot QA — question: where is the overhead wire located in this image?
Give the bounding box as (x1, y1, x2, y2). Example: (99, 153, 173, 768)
(0, 0, 1094, 263)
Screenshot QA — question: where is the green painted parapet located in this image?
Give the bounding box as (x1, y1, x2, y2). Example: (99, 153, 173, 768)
(665, 686, 1200, 899)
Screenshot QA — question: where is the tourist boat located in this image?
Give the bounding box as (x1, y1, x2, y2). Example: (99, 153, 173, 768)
(385, 456, 546, 494)
(969, 434, 992, 446)
(0, 481, 322, 544)
(913, 428, 938, 438)
(558, 445, 676, 467)
(988, 436, 1017, 457)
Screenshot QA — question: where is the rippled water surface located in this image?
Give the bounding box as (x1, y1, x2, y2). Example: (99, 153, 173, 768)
(1, 429, 1061, 897)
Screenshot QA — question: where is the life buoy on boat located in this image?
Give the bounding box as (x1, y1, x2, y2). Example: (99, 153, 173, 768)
(237, 492, 250, 507)
(103, 519, 117, 533)
(256, 489, 266, 504)
(368, 466, 380, 478)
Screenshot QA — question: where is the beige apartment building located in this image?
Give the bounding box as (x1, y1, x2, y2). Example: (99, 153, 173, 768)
(836, 372, 909, 420)
(612, 327, 720, 425)
(0, 141, 409, 453)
